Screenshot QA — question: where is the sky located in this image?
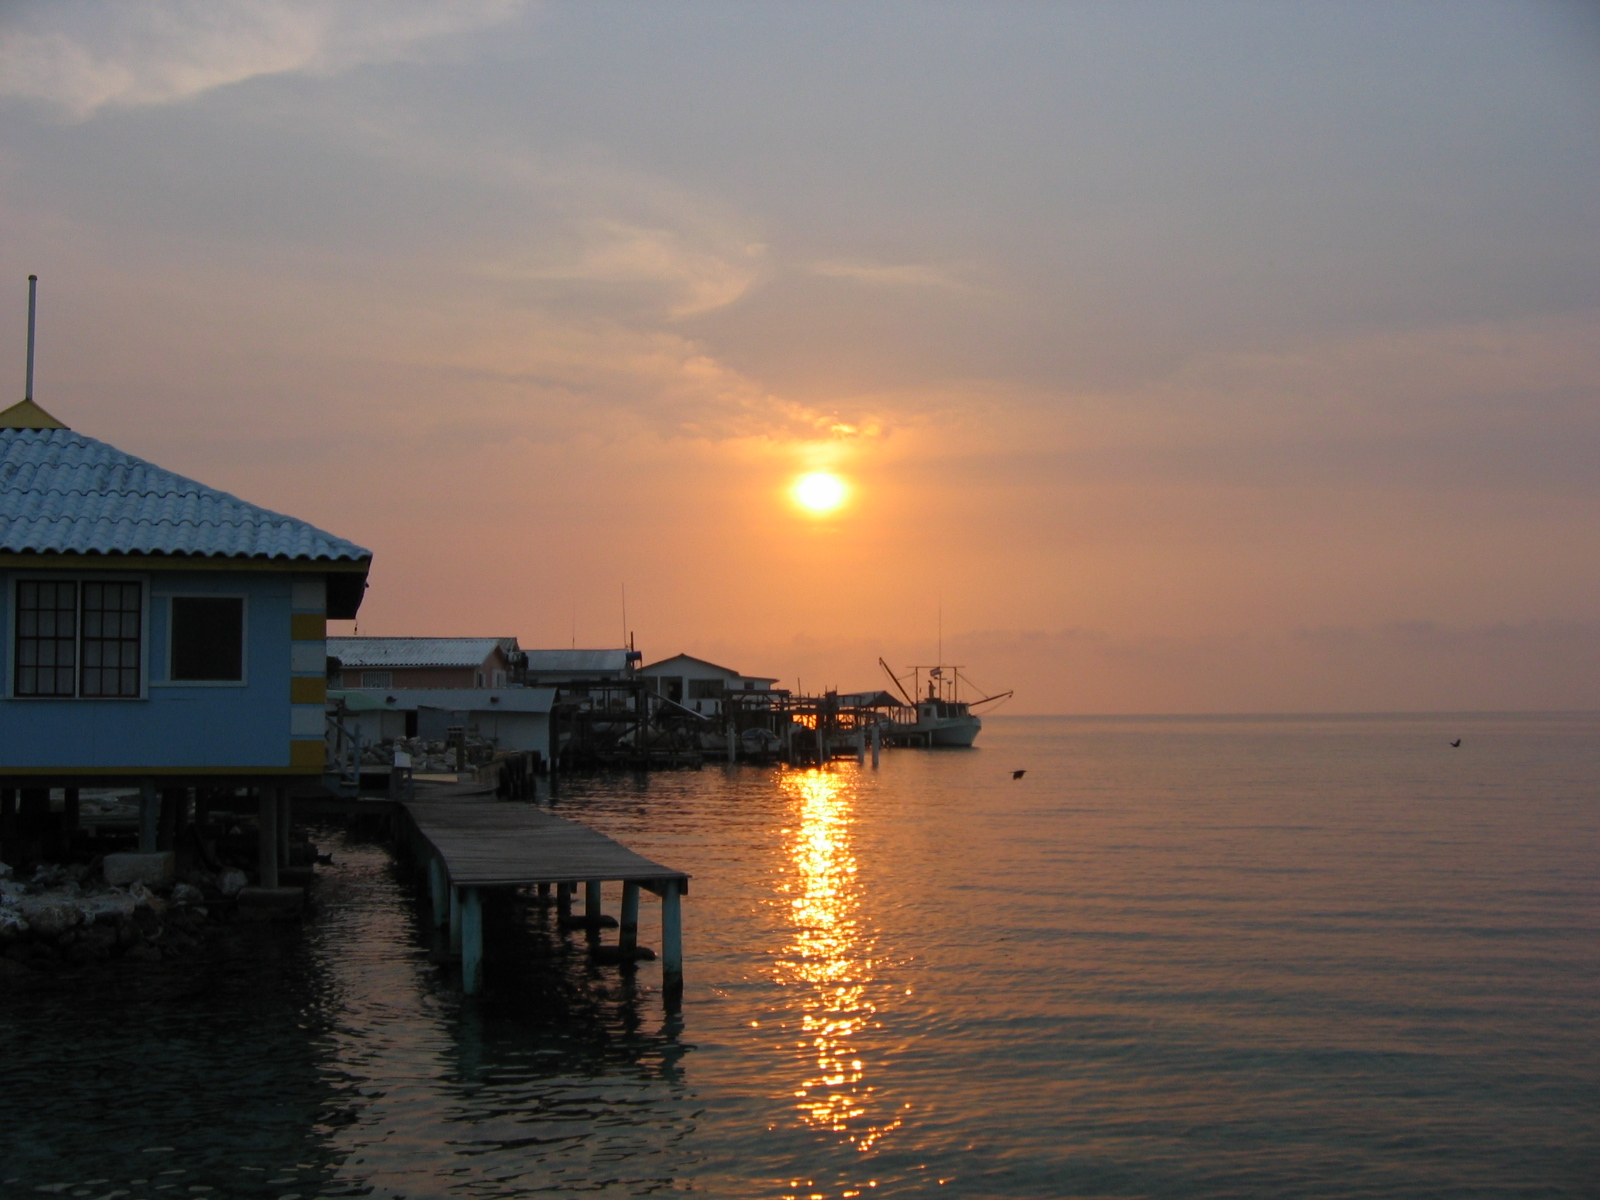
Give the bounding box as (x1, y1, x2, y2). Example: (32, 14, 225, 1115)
(2, 1, 1598, 712)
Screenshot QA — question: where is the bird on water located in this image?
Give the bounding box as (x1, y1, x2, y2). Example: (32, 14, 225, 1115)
(1012, 769, 1026, 779)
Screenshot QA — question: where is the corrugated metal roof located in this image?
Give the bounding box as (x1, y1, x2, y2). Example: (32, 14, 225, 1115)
(331, 687, 556, 714)
(0, 428, 369, 561)
(523, 649, 632, 675)
(329, 637, 513, 668)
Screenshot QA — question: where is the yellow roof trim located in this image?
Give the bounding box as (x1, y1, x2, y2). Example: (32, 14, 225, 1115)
(0, 398, 68, 429)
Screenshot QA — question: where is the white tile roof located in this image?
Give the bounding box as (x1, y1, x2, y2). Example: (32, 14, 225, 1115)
(0, 428, 369, 561)
(329, 637, 512, 668)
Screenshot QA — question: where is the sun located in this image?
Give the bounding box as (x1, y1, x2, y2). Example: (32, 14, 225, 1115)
(793, 471, 847, 514)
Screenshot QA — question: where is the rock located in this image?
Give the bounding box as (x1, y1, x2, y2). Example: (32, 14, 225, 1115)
(103, 851, 176, 888)
(170, 882, 205, 908)
(0, 956, 36, 985)
(0, 860, 12, 880)
(17, 899, 83, 940)
(66, 925, 116, 963)
(121, 941, 161, 963)
(219, 867, 248, 897)
(128, 882, 167, 914)
(0, 909, 29, 941)
(78, 891, 137, 922)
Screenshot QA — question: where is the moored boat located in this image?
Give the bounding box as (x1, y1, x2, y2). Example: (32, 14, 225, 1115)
(878, 659, 1010, 748)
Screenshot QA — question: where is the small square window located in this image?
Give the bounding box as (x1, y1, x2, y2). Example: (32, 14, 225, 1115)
(170, 597, 244, 682)
(361, 671, 392, 688)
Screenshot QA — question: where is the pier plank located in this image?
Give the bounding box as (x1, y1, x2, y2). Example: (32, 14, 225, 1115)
(402, 798, 689, 891)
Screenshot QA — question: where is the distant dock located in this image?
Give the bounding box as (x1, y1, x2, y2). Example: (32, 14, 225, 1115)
(397, 791, 689, 1004)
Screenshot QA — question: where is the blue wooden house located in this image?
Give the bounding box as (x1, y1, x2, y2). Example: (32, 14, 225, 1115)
(0, 397, 370, 791)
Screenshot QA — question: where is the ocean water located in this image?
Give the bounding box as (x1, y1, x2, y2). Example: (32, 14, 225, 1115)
(2, 713, 1597, 1198)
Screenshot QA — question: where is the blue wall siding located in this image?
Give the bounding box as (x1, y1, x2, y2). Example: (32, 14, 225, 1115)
(0, 569, 295, 769)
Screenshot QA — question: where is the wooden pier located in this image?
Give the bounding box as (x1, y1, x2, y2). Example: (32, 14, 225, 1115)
(398, 795, 689, 1004)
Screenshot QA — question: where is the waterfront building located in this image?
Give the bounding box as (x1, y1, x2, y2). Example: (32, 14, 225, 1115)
(327, 636, 519, 689)
(637, 653, 779, 716)
(330, 686, 556, 760)
(521, 648, 640, 688)
(0, 399, 370, 787)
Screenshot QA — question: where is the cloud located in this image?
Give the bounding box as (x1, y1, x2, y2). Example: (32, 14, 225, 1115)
(806, 259, 965, 290)
(0, 0, 523, 117)
(482, 219, 765, 319)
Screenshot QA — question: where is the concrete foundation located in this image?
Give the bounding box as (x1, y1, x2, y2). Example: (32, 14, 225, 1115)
(102, 851, 176, 888)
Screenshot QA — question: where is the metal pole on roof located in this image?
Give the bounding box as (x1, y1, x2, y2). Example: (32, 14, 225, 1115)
(25, 275, 37, 401)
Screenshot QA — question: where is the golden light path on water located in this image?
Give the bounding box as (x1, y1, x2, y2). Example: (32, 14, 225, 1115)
(775, 767, 902, 1158)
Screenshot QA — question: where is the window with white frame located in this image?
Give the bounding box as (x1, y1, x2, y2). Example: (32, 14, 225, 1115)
(361, 670, 392, 688)
(14, 578, 143, 698)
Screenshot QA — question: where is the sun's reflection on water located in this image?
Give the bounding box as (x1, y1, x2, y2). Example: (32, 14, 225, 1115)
(776, 767, 901, 1154)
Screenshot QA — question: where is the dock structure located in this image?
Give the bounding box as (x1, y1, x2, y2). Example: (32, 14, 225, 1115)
(398, 796, 689, 1005)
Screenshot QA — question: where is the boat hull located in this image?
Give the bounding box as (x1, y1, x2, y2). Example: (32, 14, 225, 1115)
(888, 714, 981, 747)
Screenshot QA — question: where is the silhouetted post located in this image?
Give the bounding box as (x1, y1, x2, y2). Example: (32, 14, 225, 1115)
(449, 885, 463, 954)
(557, 881, 572, 922)
(461, 887, 483, 995)
(661, 879, 683, 1009)
(585, 879, 604, 944)
(620, 882, 640, 954)
(258, 788, 279, 888)
(277, 788, 292, 864)
(429, 856, 449, 927)
(871, 723, 881, 768)
(158, 787, 182, 851)
(0, 788, 15, 859)
(139, 780, 158, 852)
(63, 786, 79, 835)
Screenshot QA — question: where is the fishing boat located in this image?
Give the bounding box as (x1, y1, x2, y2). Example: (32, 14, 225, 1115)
(877, 658, 1011, 748)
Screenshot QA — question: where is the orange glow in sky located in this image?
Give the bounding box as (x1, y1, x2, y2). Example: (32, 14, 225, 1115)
(793, 472, 848, 515)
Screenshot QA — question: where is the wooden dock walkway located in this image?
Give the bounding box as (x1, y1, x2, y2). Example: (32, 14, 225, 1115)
(398, 796, 689, 1003)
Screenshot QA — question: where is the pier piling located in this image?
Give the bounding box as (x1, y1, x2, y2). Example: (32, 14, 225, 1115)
(460, 887, 484, 994)
(258, 788, 279, 889)
(429, 856, 449, 928)
(620, 882, 640, 954)
(138, 780, 158, 852)
(661, 879, 683, 1008)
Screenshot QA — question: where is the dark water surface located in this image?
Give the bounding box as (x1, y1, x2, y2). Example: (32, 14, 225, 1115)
(3, 714, 1598, 1198)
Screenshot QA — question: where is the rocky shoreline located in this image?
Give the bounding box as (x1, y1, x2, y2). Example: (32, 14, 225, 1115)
(0, 857, 291, 984)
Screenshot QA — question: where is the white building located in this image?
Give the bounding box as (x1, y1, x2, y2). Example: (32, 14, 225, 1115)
(330, 687, 556, 760)
(637, 654, 780, 717)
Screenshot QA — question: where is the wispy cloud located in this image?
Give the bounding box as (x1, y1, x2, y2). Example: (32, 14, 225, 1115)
(481, 219, 765, 319)
(0, 0, 523, 117)
(806, 258, 965, 290)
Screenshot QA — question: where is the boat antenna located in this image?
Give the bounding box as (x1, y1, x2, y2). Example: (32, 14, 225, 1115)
(25, 274, 37, 401)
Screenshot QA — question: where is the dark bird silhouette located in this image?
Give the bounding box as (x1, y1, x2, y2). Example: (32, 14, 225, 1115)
(1012, 769, 1026, 779)
(1450, 739, 1461, 748)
